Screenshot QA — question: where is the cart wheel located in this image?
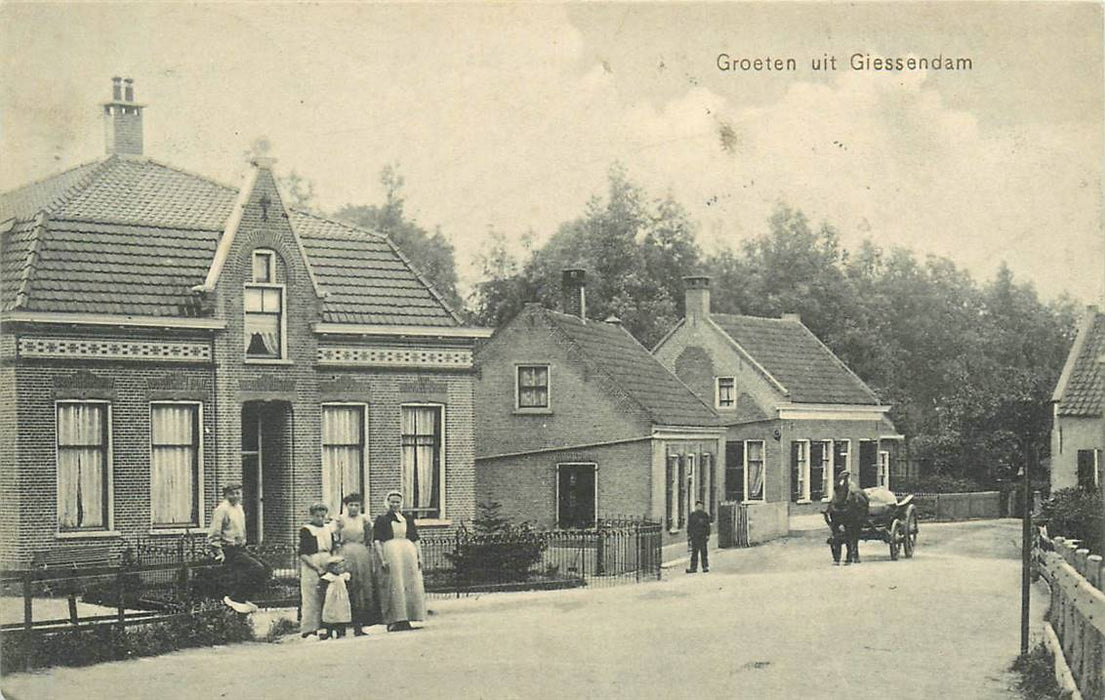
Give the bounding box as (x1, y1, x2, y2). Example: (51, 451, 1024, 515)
(889, 519, 902, 561)
(903, 506, 918, 558)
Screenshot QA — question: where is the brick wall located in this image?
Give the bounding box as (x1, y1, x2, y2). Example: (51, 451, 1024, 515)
(474, 305, 652, 460)
(0, 334, 20, 566)
(475, 440, 652, 529)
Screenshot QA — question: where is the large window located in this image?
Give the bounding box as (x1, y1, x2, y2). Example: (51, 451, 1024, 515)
(516, 365, 550, 409)
(57, 402, 111, 531)
(791, 440, 810, 502)
(322, 405, 366, 516)
(150, 403, 201, 527)
(401, 405, 443, 519)
(716, 377, 735, 409)
(1077, 449, 1100, 491)
(244, 249, 284, 359)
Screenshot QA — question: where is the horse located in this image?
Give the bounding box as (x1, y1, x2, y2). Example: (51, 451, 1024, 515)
(824, 470, 869, 565)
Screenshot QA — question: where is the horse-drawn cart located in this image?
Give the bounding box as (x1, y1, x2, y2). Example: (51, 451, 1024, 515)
(824, 485, 919, 563)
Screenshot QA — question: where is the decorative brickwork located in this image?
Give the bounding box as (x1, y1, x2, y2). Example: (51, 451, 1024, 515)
(318, 345, 472, 369)
(19, 337, 211, 363)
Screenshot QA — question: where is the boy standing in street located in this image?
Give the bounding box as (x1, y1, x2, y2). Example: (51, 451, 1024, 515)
(686, 500, 711, 573)
(208, 484, 269, 613)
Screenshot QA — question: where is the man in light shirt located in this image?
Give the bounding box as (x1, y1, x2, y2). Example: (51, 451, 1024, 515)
(208, 484, 269, 613)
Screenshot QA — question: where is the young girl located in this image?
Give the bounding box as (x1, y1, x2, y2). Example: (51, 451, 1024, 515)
(320, 555, 352, 639)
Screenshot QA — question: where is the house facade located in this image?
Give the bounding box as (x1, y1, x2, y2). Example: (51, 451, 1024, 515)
(1050, 305, 1103, 493)
(653, 277, 902, 541)
(0, 79, 488, 568)
(474, 270, 725, 543)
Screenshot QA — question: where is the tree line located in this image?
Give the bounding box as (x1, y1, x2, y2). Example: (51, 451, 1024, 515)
(307, 164, 1079, 488)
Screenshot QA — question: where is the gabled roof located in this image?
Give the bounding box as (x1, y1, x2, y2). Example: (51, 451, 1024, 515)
(0, 155, 459, 326)
(536, 307, 718, 427)
(710, 314, 880, 405)
(1054, 309, 1103, 417)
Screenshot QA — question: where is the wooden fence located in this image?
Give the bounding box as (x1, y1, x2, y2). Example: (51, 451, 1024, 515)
(911, 491, 1005, 520)
(1036, 533, 1105, 699)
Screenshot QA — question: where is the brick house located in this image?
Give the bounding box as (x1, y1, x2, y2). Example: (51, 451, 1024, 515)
(1050, 305, 1103, 493)
(474, 270, 725, 543)
(652, 277, 902, 541)
(0, 79, 488, 567)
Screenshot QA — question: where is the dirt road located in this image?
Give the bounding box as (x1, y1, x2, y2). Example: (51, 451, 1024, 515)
(1, 519, 1046, 700)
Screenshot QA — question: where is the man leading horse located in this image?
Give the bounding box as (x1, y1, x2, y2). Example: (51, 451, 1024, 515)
(824, 470, 869, 565)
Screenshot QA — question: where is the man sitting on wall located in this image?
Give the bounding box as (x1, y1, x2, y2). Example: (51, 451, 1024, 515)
(686, 501, 711, 573)
(207, 484, 270, 613)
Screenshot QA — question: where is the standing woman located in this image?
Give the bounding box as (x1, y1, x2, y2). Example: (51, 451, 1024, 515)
(298, 502, 333, 639)
(332, 493, 381, 634)
(373, 490, 427, 631)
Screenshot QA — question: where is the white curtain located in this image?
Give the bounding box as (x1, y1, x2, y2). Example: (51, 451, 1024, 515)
(151, 405, 196, 525)
(322, 406, 363, 515)
(57, 404, 106, 529)
(401, 407, 439, 513)
(747, 441, 765, 501)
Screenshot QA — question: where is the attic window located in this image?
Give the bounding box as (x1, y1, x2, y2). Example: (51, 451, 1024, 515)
(245, 249, 284, 360)
(716, 377, 735, 409)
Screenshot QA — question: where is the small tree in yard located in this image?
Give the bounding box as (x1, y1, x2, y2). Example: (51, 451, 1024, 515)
(445, 502, 547, 583)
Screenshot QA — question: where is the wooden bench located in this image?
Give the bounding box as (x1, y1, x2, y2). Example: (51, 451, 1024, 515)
(29, 545, 117, 624)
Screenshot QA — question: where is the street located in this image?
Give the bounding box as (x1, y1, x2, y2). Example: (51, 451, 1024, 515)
(1, 519, 1047, 700)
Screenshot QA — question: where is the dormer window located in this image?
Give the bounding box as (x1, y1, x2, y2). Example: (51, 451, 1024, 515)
(245, 249, 285, 359)
(716, 377, 735, 409)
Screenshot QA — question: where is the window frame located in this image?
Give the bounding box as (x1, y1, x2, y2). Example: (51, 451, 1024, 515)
(514, 363, 551, 412)
(321, 402, 370, 517)
(743, 439, 766, 503)
(400, 402, 447, 520)
(791, 439, 811, 503)
(819, 439, 835, 503)
(148, 401, 204, 530)
(715, 377, 736, 410)
(55, 400, 114, 534)
(244, 248, 287, 362)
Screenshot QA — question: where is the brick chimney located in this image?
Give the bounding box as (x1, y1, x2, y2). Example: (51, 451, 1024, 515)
(562, 269, 587, 320)
(103, 77, 144, 156)
(683, 275, 711, 323)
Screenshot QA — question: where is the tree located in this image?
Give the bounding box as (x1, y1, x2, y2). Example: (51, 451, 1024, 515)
(335, 164, 463, 312)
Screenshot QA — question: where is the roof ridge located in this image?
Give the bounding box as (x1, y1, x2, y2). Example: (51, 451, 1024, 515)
(1, 157, 113, 218)
(12, 212, 49, 310)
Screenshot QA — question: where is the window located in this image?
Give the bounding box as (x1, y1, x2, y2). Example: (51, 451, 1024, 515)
(401, 405, 443, 519)
(150, 403, 201, 527)
(745, 440, 765, 502)
(516, 365, 550, 409)
(725, 441, 744, 502)
(557, 463, 596, 529)
(877, 451, 891, 488)
(791, 440, 810, 502)
(1077, 449, 1100, 491)
(716, 377, 735, 409)
(810, 439, 833, 501)
(834, 439, 850, 478)
(322, 405, 366, 516)
(57, 402, 111, 531)
(245, 249, 284, 359)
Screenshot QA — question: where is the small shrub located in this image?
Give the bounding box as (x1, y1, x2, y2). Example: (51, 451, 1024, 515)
(262, 616, 299, 643)
(1010, 643, 1065, 700)
(445, 502, 547, 583)
(1039, 488, 1103, 555)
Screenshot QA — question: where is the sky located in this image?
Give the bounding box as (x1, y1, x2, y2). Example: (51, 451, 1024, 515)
(2, 2, 1103, 306)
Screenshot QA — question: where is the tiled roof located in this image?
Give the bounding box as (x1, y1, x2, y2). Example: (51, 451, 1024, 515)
(711, 314, 880, 405)
(541, 309, 718, 427)
(0, 156, 459, 326)
(295, 211, 459, 327)
(1057, 312, 1104, 417)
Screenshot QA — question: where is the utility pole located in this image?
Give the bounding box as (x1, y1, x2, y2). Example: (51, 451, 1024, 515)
(1020, 441, 1031, 657)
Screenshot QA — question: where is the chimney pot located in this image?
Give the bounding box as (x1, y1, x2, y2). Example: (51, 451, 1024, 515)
(562, 269, 587, 320)
(112, 77, 123, 101)
(683, 275, 711, 323)
(124, 78, 134, 102)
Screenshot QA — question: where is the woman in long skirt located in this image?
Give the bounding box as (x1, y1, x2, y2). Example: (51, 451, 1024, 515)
(297, 502, 333, 638)
(332, 492, 381, 634)
(372, 490, 427, 632)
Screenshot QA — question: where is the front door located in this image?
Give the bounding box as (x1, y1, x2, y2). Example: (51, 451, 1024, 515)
(557, 463, 596, 529)
(859, 440, 878, 489)
(241, 403, 263, 544)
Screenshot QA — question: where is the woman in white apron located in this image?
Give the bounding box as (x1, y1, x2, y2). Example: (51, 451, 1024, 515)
(372, 491, 427, 631)
(297, 502, 333, 638)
